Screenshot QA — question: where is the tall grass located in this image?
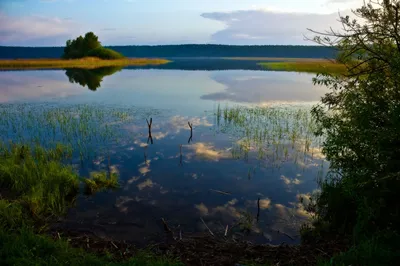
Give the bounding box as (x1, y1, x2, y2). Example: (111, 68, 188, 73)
(0, 143, 79, 219)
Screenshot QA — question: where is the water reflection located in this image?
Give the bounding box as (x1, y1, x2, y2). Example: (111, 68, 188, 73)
(0, 64, 330, 246)
(65, 66, 123, 91)
(201, 71, 328, 104)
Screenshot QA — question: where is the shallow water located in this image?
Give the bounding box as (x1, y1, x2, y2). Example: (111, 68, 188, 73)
(0, 60, 329, 246)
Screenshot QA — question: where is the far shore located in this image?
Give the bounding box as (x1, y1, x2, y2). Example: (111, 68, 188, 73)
(0, 57, 171, 70)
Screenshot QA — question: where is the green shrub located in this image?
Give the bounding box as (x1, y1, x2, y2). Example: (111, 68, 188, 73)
(86, 47, 125, 60)
(318, 231, 400, 266)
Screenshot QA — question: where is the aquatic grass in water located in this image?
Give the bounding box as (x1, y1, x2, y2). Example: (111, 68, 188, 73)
(83, 171, 119, 195)
(0, 103, 160, 160)
(0, 143, 120, 227)
(0, 143, 79, 219)
(214, 104, 325, 168)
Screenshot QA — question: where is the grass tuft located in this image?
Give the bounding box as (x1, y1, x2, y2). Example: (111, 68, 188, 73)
(83, 171, 119, 195)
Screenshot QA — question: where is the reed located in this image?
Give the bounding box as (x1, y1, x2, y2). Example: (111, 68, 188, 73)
(214, 104, 325, 170)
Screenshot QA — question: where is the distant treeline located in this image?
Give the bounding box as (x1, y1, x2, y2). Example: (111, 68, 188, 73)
(0, 44, 337, 59)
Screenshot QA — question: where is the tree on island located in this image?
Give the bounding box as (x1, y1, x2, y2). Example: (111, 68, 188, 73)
(62, 32, 124, 59)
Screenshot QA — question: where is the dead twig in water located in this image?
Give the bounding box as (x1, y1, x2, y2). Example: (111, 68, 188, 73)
(275, 230, 295, 241)
(188, 122, 193, 143)
(256, 197, 260, 222)
(200, 217, 214, 236)
(161, 218, 173, 234)
(146, 118, 153, 144)
(209, 189, 231, 195)
(111, 241, 118, 249)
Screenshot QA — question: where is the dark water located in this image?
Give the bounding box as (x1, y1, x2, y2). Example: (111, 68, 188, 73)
(0, 60, 329, 246)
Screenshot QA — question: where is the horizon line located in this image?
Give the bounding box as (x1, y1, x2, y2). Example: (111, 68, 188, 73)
(0, 44, 331, 48)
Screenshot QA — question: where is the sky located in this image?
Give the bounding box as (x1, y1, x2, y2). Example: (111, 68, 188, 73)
(0, 0, 363, 46)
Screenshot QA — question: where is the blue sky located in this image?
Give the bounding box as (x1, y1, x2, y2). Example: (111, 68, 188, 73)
(0, 0, 362, 46)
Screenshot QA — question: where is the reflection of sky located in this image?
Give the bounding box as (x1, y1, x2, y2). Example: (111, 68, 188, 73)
(0, 68, 329, 245)
(202, 70, 328, 104)
(0, 70, 82, 103)
(0, 68, 326, 114)
(69, 113, 328, 245)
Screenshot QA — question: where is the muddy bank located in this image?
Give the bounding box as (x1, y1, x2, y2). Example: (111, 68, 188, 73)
(48, 225, 348, 266)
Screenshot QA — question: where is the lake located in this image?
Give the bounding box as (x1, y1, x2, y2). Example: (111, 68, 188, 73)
(0, 59, 329, 246)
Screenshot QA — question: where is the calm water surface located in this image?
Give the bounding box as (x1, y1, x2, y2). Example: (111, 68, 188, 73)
(0, 61, 329, 245)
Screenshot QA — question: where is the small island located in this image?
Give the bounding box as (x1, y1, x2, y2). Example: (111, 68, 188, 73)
(0, 32, 170, 69)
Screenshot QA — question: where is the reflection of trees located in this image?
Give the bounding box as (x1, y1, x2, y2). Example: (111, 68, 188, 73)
(65, 66, 122, 91)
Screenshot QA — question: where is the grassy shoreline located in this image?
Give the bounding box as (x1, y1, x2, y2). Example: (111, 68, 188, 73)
(224, 57, 334, 62)
(259, 61, 347, 74)
(0, 57, 170, 70)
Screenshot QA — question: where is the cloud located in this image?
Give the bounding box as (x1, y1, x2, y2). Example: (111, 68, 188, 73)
(137, 178, 155, 190)
(185, 142, 231, 161)
(0, 12, 79, 46)
(201, 9, 348, 45)
(281, 175, 302, 185)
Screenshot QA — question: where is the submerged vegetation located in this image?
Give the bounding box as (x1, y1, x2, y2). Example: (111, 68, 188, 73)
(259, 61, 347, 74)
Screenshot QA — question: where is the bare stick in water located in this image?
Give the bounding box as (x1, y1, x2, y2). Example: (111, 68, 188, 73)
(200, 217, 214, 236)
(188, 121, 193, 143)
(209, 189, 231, 195)
(146, 118, 153, 144)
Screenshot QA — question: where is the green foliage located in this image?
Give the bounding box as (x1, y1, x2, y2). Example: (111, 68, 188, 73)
(83, 171, 119, 195)
(0, 226, 182, 266)
(62, 32, 124, 60)
(0, 200, 30, 230)
(318, 231, 400, 266)
(0, 143, 79, 219)
(63, 32, 101, 59)
(65, 66, 123, 90)
(86, 47, 125, 60)
(307, 0, 400, 264)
